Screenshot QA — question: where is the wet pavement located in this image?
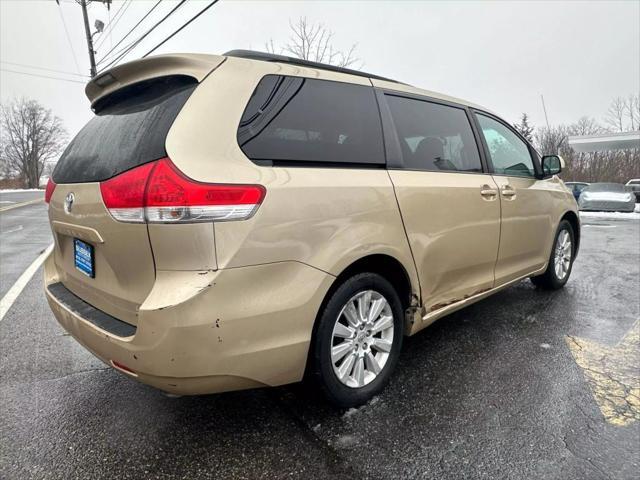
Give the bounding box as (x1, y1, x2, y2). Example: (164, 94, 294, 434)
(0, 202, 51, 298)
(0, 190, 44, 206)
(1, 209, 638, 479)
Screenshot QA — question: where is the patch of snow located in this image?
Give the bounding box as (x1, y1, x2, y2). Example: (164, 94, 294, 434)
(332, 434, 359, 449)
(0, 188, 44, 193)
(342, 407, 359, 419)
(539, 343, 551, 349)
(341, 395, 381, 420)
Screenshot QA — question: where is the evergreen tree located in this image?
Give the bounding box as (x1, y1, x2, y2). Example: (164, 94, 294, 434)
(514, 113, 535, 143)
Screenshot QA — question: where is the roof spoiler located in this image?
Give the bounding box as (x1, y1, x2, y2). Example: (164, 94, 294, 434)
(85, 54, 225, 108)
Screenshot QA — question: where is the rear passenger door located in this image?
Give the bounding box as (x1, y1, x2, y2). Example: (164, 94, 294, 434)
(380, 93, 501, 314)
(473, 113, 552, 285)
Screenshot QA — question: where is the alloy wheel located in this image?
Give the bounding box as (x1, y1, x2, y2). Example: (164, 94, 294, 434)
(330, 290, 394, 388)
(554, 229, 572, 280)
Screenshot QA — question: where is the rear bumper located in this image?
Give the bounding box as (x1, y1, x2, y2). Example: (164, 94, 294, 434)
(44, 252, 334, 395)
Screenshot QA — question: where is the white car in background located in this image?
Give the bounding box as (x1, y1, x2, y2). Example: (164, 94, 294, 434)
(578, 183, 636, 212)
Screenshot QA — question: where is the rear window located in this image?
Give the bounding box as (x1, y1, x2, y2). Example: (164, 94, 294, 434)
(53, 75, 197, 184)
(237, 75, 384, 166)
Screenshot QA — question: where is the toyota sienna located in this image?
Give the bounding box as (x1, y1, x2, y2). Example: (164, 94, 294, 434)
(44, 50, 580, 407)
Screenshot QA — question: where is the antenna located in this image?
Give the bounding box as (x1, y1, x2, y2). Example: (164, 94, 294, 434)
(541, 94, 550, 129)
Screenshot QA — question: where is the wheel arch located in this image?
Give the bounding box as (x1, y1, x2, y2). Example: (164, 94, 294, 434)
(304, 253, 419, 377)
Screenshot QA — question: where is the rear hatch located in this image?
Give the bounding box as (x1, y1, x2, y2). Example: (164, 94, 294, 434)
(48, 74, 200, 326)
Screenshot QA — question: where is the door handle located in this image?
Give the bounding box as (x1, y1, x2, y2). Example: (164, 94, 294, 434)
(501, 185, 517, 197)
(480, 185, 498, 198)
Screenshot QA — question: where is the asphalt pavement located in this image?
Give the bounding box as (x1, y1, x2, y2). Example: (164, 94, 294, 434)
(0, 199, 51, 299)
(0, 190, 44, 206)
(1, 202, 638, 479)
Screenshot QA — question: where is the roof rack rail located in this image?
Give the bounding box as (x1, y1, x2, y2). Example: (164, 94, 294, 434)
(223, 49, 403, 84)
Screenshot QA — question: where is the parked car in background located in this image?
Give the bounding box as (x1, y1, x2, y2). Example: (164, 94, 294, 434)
(43, 50, 580, 407)
(565, 182, 590, 201)
(625, 179, 640, 202)
(578, 183, 636, 212)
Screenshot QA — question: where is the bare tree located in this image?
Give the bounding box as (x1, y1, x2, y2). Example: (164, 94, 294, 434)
(604, 94, 639, 132)
(265, 17, 361, 68)
(626, 93, 639, 131)
(535, 124, 568, 155)
(605, 96, 627, 132)
(0, 98, 67, 188)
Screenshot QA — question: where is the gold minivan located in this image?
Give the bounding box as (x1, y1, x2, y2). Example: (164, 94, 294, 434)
(44, 50, 579, 407)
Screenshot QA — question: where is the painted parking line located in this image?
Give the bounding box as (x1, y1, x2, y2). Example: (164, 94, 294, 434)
(0, 198, 43, 212)
(0, 244, 53, 321)
(566, 320, 640, 427)
(1, 225, 24, 235)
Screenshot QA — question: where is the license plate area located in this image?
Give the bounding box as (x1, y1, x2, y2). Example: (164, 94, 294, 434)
(74, 238, 95, 278)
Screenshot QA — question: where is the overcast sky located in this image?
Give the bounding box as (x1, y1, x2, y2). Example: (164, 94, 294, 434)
(1, 0, 638, 139)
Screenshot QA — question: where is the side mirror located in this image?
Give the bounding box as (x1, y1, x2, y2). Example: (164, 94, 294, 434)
(541, 155, 564, 177)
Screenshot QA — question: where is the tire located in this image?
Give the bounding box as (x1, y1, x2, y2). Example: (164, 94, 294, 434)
(311, 272, 404, 408)
(530, 219, 575, 290)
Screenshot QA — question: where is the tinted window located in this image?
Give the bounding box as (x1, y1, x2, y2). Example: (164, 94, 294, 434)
(476, 114, 535, 178)
(238, 75, 384, 165)
(53, 76, 196, 183)
(385, 95, 482, 172)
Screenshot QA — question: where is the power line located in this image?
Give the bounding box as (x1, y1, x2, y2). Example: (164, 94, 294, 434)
(0, 61, 89, 78)
(56, 3, 82, 75)
(95, 0, 132, 50)
(143, 0, 220, 58)
(97, 0, 163, 66)
(97, 0, 187, 73)
(0, 68, 87, 85)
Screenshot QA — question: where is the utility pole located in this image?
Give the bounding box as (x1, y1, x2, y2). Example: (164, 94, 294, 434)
(54, 0, 110, 78)
(79, 0, 97, 77)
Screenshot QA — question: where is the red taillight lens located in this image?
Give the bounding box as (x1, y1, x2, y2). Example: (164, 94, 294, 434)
(44, 178, 56, 203)
(100, 157, 265, 223)
(99, 162, 155, 222)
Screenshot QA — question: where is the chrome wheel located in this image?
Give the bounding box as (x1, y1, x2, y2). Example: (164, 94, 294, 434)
(554, 229, 572, 280)
(330, 290, 394, 388)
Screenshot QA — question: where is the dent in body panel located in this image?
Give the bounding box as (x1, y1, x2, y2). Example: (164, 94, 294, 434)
(148, 222, 217, 271)
(388, 170, 501, 314)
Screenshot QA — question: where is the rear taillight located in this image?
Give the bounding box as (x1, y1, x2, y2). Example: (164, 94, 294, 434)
(100, 158, 265, 223)
(44, 178, 56, 203)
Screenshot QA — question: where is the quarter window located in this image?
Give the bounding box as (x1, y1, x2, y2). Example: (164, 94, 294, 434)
(476, 114, 536, 178)
(237, 75, 384, 166)
(385, 95, 482, 172)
